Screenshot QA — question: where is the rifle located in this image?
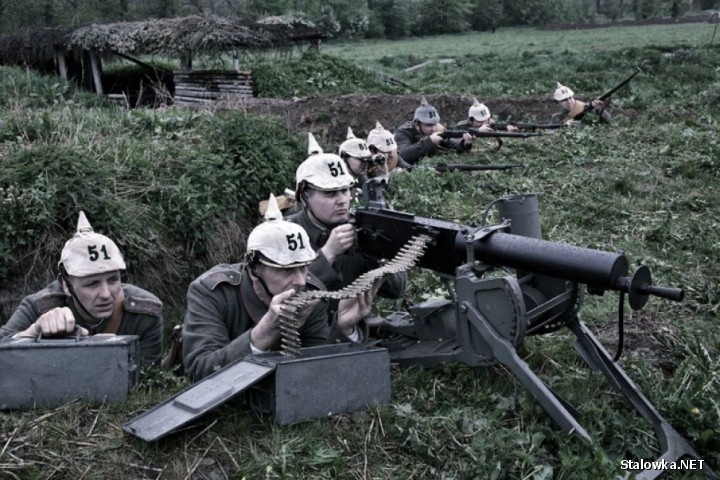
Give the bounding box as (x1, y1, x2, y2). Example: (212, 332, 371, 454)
(348, 183, 715, 478)
(430, 162, 521, 173)
(439, 129, 541, 140)
(493, 122, 565, 131)
(583, 66, 641, 112)
(440, 129, 541, 151)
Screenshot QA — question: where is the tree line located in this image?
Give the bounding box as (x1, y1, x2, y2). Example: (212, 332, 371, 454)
(0, 0, 716, 38)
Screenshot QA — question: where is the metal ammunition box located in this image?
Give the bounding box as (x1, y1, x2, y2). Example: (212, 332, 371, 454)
(247, 343, 391, 425)
(0, 334, 140, 410)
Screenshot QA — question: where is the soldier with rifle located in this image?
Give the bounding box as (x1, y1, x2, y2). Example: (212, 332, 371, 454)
(394, 96, 474, 166)
(0, 211, 163, 366)
(455, 98, 519, 132)
(552, 67, 641, 126)
(553, 82, 611, 125)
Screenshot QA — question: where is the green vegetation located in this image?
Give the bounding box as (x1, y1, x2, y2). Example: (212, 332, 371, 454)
(1, 23, 719, 479)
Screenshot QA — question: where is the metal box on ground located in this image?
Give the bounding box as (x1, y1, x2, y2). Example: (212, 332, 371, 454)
(0, 334, 140, 410)
(123, 343, 391, 442)
(248, 343, 391, 425)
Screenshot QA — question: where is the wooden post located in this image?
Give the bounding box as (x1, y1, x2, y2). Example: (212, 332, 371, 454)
(232, 48, 239, 71)
(55, 49, 68, 81)
(179, 51, 192, 71)
(89, 51, 104, 95)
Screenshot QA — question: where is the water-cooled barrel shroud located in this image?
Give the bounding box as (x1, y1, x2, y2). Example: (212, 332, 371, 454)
(353, 207, 629, 291)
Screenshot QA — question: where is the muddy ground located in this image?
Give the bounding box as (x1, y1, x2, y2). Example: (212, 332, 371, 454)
(225, 93, 588, 144)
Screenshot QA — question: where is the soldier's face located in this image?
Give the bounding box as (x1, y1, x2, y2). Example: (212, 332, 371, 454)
(63, 270, 122, 320)
(558, 97, 574, 111)
(306, 188, 351, 226)
(418, 122, 437, 135)
(345, 156, 368, 178)
(256, 264, 308, 296)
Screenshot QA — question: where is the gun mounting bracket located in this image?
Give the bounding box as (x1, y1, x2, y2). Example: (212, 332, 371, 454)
(464, 221, 510, 265)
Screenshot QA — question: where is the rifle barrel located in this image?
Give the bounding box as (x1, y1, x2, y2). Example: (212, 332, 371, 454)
(440, 130, 540, 139)
(434, 163, 521, 172)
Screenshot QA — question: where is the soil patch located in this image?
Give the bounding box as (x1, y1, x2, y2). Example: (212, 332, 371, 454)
(228, 93, 634, 145)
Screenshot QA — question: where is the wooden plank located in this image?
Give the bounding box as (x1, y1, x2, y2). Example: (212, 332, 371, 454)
(89, 52, 104, 95)
(55, 50, 68, 81)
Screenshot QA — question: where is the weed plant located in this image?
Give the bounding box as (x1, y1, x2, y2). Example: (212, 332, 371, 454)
(0, 23, 719, 479)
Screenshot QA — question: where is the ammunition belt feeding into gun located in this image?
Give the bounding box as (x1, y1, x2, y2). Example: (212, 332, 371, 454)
(277, 233, 434, 356)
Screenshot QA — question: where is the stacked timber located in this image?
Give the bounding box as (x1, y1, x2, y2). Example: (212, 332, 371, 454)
(173, 70, 254, 106)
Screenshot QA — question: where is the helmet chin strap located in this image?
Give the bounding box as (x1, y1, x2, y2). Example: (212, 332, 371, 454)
(59, 266, 105, 327)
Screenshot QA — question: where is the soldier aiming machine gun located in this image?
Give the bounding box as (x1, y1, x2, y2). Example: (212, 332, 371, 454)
(126, 180, 716, 478)
(352, 183, 715, 479)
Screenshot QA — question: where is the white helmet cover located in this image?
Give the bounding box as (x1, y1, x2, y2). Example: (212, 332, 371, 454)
(246, 194, 316, 268)
(59, 211, 126, 276)
(468, 98, 490, 121)
(296, 153, 355, 192)
(339, 127, 372, 159)
(554, 82, 574, 101)
(366, 121, 397, 153)
(413, 96, 440, 125)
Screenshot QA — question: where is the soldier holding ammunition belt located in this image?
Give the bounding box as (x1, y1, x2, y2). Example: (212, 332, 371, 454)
(394, 96, 473, 165)
(0, 211, 163, 366)
(182, 196, 377, 381)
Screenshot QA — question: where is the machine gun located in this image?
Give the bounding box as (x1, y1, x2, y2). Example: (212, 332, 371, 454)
(583, 66, 642, 113)
(351, 185, 716, 480)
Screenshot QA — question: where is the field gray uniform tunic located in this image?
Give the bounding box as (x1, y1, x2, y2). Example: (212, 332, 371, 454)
(182, 263, 330, 381)
(285, 209, 407, 306)
(394, 121, 470, 165)
(0, 281, 163, 366)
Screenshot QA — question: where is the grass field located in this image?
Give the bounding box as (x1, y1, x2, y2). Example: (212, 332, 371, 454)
(1, 21, 719, 480)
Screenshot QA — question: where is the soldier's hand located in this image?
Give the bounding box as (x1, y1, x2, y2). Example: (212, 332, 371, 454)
(321, 223, 356, 264)
(477, 124, 494, 133)
(462, 132, 474, 145)
(252, 289, 297, 350)
(337, 279, 382, 334)
(591, 99, 605, 113)
(506, 125, 519, 132)
(17, 307, 89, 338)
(428, 132, 443, 145)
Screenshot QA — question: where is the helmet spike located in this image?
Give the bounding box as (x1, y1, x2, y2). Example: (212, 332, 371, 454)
(308, 132, 323, 155)
(264, 194, 282, 221)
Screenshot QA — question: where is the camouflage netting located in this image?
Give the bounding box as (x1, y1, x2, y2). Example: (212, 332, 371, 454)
(0, 16, 323, 70)
(66, 15, 323, 56)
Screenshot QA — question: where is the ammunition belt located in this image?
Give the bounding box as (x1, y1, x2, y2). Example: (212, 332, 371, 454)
(278, 233, 433, 356)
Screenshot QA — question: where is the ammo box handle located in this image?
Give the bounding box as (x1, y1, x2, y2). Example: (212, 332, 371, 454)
(36, 326, 82, 342)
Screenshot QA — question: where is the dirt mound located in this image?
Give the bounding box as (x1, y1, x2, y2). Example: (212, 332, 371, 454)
(233, 93, 565, 145)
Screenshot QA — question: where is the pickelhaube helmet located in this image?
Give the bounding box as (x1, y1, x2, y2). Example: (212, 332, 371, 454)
(296, 133, 355, 193)
(246, 194, 316, 268)
(338, 127, 372, 160)
(468, 98, 491, 122)
(553, 82, 574, 101)
(366, 121, 397, 153)
(59, 211, 126, 277)
(413, 96, 440, 125)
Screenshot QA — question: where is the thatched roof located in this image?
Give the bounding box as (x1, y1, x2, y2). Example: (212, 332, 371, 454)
(0, 16, 323, 70)
(67, 15, 324, 55)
